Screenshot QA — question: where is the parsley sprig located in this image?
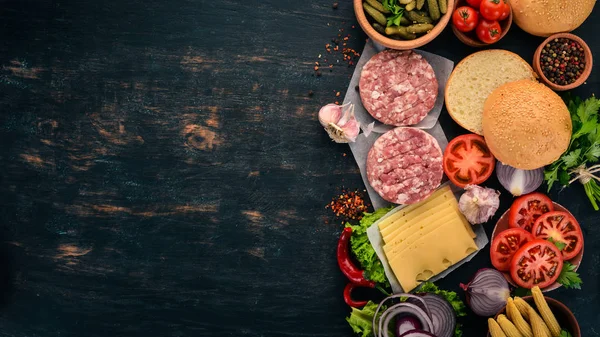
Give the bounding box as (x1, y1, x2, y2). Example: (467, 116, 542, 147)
(556, 261, 583, 290)
(546, 238, 583, 289)
(382, 0, 404, 26)
(545, 96, 600, 210)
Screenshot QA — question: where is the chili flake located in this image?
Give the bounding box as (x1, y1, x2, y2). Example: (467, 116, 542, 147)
(325, 189, 370, 221)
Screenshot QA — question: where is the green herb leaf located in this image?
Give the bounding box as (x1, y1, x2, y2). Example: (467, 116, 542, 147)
(345, 207, 394, 286)
(547, 237, 566, 251)
(576, 96, 600, 124)
(585, 144, 600, 162)
(572, 119, 597, 141)
(556, 262, 583, 290)
(559, 329, 573, 337)
(513, 287, 532, 297)
(561, 149, 582, 168)
(558, 169, 571, 186)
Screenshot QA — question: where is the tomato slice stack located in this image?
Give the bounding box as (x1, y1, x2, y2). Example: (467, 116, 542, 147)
(491, 192, 584, 289)
(443, 134, 495, 188)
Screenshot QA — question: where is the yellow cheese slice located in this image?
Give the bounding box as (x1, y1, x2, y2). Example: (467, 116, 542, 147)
(380, 187, 454, 239)
(382, 198, 457, 245)
(388, 220, 478, 292)
(378, 185, 452, 232)
(383, 213, 464, 257)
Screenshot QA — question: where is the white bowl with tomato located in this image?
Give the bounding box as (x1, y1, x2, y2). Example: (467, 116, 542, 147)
(490, 192, 584, 292)
(451, 0, 512, 47)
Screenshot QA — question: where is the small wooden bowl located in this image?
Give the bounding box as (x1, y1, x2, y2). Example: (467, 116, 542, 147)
(487, 296, 581, 337)
(533, 33, 593, 91)
(353, 0, 455, 50)
(491, 202, 584, 292)
(451, 0, 512, 47)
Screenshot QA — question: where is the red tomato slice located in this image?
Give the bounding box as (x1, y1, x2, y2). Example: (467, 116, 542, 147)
(508, 192, 554, 232)
(490, 228, 535, 271)
(510, 239, 563, 289)
(443, 134, 495, 188)
(531, 211, 583, 261)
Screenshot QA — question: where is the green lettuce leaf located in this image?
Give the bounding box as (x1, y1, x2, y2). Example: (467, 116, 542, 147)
(345, 300, 381, 337)
(345, 207, 394, 286)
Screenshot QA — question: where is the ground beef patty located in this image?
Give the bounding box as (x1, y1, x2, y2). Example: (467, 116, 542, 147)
(360, 50, 438, 126)
(367, 127, 443, 204)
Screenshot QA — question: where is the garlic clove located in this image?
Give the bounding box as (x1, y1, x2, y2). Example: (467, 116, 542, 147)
(318, 104, 342, 127)
(340, 118, 360, 142)
(361, 122, 375, 137)
(319, 103, 361, 143)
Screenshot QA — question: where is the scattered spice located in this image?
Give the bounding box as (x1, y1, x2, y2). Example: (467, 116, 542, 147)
(325, 189, 369, 221)
(308, 90, 314, 97)
(540, 38, 586, 86)
(332, 2, 339, 9)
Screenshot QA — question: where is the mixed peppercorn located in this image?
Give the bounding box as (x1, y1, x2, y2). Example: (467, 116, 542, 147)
(540, 38, 586, 86)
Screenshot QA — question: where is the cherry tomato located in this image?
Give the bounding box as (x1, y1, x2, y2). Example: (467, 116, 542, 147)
(510, 239, 563, 289)
(480, 0, 505, 20)
(531, 211, 583, 261)
(476, 19, 502, 44)
(508, 192, 554, 232)
(466, 0, 483, 7)
(443, 134, 495, 188)
(490, 228, 535, 272)
(498, 0, 511, 21)
(452, 6, 479, 33)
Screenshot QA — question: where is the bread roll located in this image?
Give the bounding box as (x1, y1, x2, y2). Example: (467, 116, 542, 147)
(482, 79, 572, 170)
(445, 50, 536, 135)
(511, 0, 596, 37)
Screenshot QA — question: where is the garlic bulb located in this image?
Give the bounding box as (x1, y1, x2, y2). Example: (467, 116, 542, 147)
(318, 103, 361, 143)
(458, 185, 500, 225)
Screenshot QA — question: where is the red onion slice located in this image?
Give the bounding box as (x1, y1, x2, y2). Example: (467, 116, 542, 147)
(399, 330, 438, 337)
(373, 294, 433, 337)
(420, 294, 456, 337)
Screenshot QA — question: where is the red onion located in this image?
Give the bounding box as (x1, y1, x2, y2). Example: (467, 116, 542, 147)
(420, 294, 456, 337)
(373, 294, 434, 337)
(396, 316, 423, 336)
(460, 268, 510, 317)
(496, 161, 544, 196)
(399, 330, 438, 337)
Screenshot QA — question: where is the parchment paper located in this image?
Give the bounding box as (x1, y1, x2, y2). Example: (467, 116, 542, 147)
(366, 182, 490, 294)
(342, 40, 454, 133)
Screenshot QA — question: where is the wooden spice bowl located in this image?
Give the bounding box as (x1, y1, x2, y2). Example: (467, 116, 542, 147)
(353, 0, 455, 50)
(491, 202, 584, 292)
(533, 33, 593, 91)
(487, 296, 581, 337)
(451, 0, 512, 47)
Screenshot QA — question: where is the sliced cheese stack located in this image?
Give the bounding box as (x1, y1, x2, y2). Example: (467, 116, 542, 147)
(378, 185, 478, 292)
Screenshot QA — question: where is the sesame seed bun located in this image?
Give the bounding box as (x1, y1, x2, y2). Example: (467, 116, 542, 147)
(511, 0, 596, 37)
(482, 79, 572, 170)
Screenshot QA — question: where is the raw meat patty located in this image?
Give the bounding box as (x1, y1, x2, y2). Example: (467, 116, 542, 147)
(366, 127, 443, 204)
(359, 50, 438, 126)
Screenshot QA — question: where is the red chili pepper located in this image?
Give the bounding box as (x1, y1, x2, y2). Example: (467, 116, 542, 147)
(337, 227, 376, 288)
(343, 282, 368, 308)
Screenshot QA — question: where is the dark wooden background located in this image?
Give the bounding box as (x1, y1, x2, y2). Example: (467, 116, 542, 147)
(0, 0, 598, 336)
